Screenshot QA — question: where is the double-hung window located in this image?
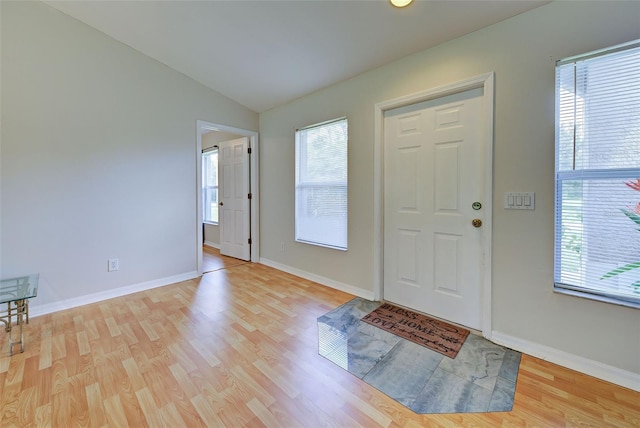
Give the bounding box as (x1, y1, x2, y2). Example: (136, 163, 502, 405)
(554, 40, 640, 307)
(295, 118, 348, 250)
(202, 148, 219, 224)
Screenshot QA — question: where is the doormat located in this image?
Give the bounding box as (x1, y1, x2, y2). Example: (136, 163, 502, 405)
(361, 303, 470, 358)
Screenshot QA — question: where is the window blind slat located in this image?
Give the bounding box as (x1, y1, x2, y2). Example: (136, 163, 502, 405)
(555, 41, 640, 306)
(295, 118, 348, 250)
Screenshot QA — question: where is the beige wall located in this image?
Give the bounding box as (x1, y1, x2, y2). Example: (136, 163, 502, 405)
(259, 1, 640, 378)
(1, 2, 258, 310)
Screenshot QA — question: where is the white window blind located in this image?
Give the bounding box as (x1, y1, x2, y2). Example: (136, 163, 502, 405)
(202, 148, 219, 224)
(295, 118, 348, 250)
(555, 40, 640, 307)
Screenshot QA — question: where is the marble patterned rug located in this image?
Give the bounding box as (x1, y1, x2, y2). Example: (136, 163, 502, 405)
(318, 298, 521, 414)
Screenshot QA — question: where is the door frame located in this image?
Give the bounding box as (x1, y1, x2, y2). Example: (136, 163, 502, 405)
(196, 120, 260, 274)
(373, 73, 494, 338)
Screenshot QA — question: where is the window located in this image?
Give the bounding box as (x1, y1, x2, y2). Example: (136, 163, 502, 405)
(554, 40, 640, 307)
(202, 148, 219, 224)
(295, 118, 348, 250)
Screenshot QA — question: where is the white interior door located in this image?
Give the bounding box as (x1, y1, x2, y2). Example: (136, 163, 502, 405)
(383, 87, 485, 330)
(219, 137, 250, 261)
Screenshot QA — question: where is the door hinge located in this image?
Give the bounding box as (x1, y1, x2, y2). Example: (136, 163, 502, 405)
(248, 147, 252, 154)
(248, 238, 252, 245)
(248, 193, 252, 199)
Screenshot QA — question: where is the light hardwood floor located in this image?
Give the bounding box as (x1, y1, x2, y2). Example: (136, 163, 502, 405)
(1, 249, 638, 427)
(202, 246, 248, 274)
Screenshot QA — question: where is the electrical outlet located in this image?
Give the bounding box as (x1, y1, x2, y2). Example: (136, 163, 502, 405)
(108, 258, 119, 272)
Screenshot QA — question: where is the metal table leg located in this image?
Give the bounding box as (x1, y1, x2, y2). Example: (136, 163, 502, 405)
(1, 299, 29, 356)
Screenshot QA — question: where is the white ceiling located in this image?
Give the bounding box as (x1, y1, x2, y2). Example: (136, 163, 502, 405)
(45, 0, 549, 112)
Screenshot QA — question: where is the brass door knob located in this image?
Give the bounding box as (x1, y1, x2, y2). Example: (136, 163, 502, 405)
(472, 219, 482, 228)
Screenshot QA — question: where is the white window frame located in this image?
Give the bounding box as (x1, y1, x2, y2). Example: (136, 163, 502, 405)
(202, 148, 219, 225)
(554, 40, 640, 308)
(295, 117, 348, 251)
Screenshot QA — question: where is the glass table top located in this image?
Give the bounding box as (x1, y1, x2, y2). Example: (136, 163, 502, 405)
(0, 274, 39, 304)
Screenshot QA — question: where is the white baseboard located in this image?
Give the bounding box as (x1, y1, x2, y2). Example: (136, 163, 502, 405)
(204, 241, 220, 249)
(29, 271, 199, 318)
(491, 331, 640, 392)
(259, 258, 375, 301)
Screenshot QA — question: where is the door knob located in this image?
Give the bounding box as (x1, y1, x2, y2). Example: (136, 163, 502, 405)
(472, 219, 482, 228)
(219, 202, 224, 206)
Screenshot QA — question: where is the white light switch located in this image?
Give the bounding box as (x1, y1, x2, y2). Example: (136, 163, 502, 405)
(505, 192, 535, 210)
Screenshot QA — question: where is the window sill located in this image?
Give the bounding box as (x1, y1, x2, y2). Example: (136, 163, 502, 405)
(554, 286, 640, 310)
(203, 221, 219, 226)
(295, 238, 347, 252)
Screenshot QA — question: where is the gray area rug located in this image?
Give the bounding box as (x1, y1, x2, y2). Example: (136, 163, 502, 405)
(317, 298, 521, 414)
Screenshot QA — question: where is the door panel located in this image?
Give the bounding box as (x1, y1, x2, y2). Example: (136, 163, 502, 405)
(434, 233, 460, 295)
(397, 229, 419, 284)
(219, 137, 250, 261)
(435, 143, 459, 210)
(383, 87, 484, 329)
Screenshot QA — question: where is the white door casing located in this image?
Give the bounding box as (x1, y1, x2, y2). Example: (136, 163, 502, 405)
(196, 121, 259, 275)
(374, 73, 494, 336)
(219, 137, 251, 261)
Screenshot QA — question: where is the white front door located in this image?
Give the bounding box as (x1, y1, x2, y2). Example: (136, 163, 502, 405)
(383, 87, 485, 330)
(219, 137, 250, 261)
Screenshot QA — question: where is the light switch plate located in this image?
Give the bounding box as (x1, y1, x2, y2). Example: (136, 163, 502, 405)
(505, 192, 535, 210)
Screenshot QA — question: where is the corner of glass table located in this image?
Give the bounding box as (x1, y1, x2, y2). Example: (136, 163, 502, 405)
(0, 274, 39, 355)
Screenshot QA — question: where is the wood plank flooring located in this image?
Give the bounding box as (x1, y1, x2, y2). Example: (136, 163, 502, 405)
(202, 245, 249, 273)
(1, 248, 639, 427)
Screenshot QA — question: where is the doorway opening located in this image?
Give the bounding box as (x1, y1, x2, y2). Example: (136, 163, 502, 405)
(196, 120, 259, 275)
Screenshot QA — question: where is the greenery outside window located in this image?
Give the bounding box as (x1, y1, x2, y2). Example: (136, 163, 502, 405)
(554, 40, 640, 307)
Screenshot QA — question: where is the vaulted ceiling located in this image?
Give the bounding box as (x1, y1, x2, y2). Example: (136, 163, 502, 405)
(45, 0, 550, 112)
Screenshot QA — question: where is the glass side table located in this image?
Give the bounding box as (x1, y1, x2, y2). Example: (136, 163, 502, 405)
(0, 274, 39, 355)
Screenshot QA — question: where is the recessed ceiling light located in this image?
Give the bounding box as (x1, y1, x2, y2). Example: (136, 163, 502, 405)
(390, 0, 413, 8)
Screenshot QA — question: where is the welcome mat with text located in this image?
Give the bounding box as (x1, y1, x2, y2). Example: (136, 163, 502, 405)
(361, 303, 470, 358)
